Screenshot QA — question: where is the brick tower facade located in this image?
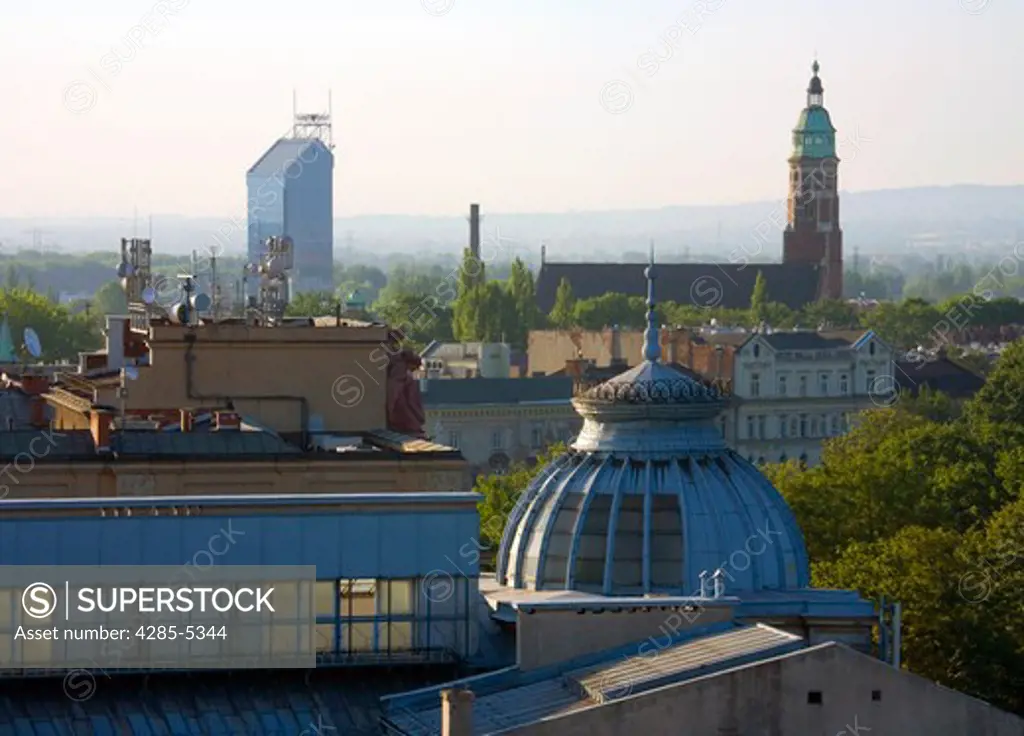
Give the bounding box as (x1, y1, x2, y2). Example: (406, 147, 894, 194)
(782, 61, 843, 301)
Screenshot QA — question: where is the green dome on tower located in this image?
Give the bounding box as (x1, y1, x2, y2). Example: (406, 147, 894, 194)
(791, 60, 837, 160)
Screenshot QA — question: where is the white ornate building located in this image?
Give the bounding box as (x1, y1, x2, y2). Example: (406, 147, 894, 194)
(727, 329, 895, 465)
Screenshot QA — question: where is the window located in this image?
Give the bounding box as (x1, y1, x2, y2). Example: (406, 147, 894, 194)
(492, 430, 505, 450)
(872, 690, 882, 702)
(799, 414, 807, 438)
(718, 416, 727, 438)
(531, 426, 543, 449)
(866, 370, 876, 394)
(839, 373, 849, 395)
(750, 373, 760, 397)
(810, 416, 819, 437)
(869, 341, 876, 356)
(447, 431, 461, 449)
(757, 415, 766, 440)
(808, 691, 823, 705)
(818, 373, 829, 395)
(789, 417, 798, 437)
(778, 374, 788, 396)
(798, 375, 808, 397)
(830, 415, 840, 435)
(753, 344, 761, 358)
(779, 415, 788, 438)
(747, 416, 755, 439)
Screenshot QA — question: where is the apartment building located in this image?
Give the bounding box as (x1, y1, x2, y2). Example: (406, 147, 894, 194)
(729, 329, 894, 465)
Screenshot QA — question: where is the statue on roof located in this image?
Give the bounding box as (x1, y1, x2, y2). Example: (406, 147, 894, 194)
(385, 331, 426, 437)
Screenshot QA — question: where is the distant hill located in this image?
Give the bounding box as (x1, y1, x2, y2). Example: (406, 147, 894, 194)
(2, 185, 1021, 260)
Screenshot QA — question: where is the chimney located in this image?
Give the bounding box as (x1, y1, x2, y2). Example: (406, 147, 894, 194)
(180, 408, 194, 433)
(105, 316, 127, 371)
(469, 204, 481, 260)
(90, 409, 113, 453)
(440, 689, 474, 736)
(215, 411, 241, 431)
(29, 397, 47, 428)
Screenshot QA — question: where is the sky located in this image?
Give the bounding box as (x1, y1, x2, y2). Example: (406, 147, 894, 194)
(0, 0, 1020, 218)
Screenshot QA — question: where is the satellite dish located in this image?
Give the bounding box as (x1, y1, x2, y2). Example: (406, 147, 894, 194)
(141, 286, 157, 305)
(191, 293, 212, 312)
(117, 261, 135, 278)
(124, 366, 139, 381)
(23, 327, 42, 359)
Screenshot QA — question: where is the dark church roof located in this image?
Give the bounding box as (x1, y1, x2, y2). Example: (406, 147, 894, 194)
(535, 262, 821, 313)
(894, 357, 986, 399)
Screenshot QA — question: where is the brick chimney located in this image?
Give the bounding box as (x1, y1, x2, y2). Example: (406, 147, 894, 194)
(215, 411, 241, 431)
(90, 409, 113, 453)
(440, 689, 474, 736)
(19, 374, 50, 429)
(180, 408, 194, 433)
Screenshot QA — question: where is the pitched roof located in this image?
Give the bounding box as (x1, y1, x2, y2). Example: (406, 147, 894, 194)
(754, 332, 859, 351)
(535, 262, 821, 313)
(894, 357, 987, 398)
(422, 377, 574, 406)
(247, 138, 331, 177)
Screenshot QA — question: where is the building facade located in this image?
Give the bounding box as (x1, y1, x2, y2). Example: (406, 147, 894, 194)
(247, 137, 334, 294)
(728, 330, 895, 465)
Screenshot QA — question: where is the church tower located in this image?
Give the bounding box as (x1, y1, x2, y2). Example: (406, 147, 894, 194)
(782, 61, 843, 301)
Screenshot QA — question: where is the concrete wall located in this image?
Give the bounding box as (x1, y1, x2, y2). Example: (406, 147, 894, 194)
(504, 643, 1024, 736)
(102, 322, 390, 434)
(516, 605, 733, 671)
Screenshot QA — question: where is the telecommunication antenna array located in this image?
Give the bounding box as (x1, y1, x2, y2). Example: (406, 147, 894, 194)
(292, 90, 334, 150)
(119, 238, 154, 331)
(243, 236, 294, 326)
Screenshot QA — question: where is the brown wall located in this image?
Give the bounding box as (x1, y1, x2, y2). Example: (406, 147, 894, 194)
(506, 643, 1023, 736)
(0, 458, 471, 500)
(516, 604, 733, 671)
(123, 323, 391, 433)
(528, 329, 735, 380)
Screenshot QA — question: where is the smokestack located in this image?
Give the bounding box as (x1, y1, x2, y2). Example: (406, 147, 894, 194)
(469, 204, 480, 260)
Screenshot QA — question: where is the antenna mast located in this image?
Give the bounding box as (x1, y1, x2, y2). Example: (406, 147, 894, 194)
(291, 92, 334, 149)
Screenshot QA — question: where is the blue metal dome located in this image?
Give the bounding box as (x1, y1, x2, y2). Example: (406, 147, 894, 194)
(496, 251, 810, 596)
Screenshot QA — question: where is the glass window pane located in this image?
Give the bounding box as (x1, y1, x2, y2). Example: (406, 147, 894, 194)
(342, 580, 376, 616)
(382, 622, 413, 651)
(315, 624, 336, 653)
(382, 580, 415, 616)
(346, 622, 375, 652)
(315, 581, 337, 617)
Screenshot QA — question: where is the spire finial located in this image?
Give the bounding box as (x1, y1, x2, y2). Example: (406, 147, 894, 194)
(812, 58, 819, 75)
(642, 241, 661, 363)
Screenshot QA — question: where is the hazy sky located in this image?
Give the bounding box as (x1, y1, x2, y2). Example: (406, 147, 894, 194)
(1, 0, 1019, 218)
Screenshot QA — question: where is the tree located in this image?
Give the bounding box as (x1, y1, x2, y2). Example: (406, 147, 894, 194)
(285, 291, 340, 317)
(573, 292, 646, 331)
(749, 270, 768, 323)
(549, 278, 576, 329)
(93, 280, 128, 316)
(964, 338, 1024, 430)
(506, 258, 542, 348)
(861, 298, 942, 350)
(476, 443, 568, 553)
(373, 291, 454, 349)
(0, 287, 100, 361)
(801, 298, 860, 329)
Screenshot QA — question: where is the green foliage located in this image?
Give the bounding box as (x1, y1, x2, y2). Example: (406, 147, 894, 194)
(475, 443, 568, 553)
(0, 287, 101, 361)
(749, 270, 768, 323)
(861, 297, 941, 350)
(964, 339, 1024, 430)
(284, 291, 341, 318)
(573, 292, 646, 330)
(506, 258, 543, 348)
(549, 278, 576, 329)
(93, 280, 128, 316)
(374, 291, 453, 350)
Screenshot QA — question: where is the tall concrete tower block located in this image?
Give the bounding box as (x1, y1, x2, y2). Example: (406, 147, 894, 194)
(246, 96, 335, 294)
(782, 61, 843, 301)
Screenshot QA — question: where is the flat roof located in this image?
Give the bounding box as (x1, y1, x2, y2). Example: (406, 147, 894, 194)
(0, 492, 483, 511)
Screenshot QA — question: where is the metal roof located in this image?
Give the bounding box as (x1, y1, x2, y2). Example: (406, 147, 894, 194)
(0, 492, 482, 511)
(422, 377, 574, 407)
(568, 623, 803, 704)
(535, 262, 822, 313)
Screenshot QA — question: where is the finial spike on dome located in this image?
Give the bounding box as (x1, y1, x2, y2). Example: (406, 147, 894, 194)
(642, 242, 661, 363)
